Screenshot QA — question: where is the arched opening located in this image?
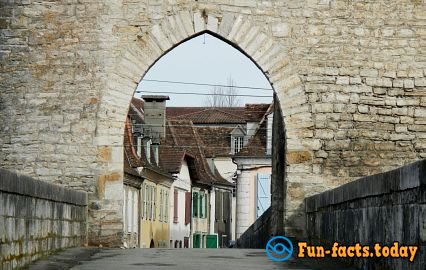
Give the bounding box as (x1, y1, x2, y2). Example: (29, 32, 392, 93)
(121, 31, 286, 249)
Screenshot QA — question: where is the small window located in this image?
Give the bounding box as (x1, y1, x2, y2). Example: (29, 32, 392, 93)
(233, 136, 244, 154)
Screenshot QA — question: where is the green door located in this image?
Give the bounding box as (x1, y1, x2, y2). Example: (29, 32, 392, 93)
(206, 234, 218, 248)
(193, 233, 200, 248)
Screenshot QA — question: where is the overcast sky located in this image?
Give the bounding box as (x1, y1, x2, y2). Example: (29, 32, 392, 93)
(136, 33, 273, 107)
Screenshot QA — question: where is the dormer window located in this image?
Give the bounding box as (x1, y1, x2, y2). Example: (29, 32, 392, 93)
(233, 136, 244, 154)
(230, 125, 246, 154)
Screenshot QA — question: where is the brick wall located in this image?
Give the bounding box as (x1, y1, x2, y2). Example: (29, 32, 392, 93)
(0, 169, 87, 270)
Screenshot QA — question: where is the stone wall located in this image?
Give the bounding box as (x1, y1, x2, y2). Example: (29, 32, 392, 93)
(305, 160, 425, 270)
(1, 0, 425, 245)
(237, 207, 272, 248)
(0, 169, 87, 270)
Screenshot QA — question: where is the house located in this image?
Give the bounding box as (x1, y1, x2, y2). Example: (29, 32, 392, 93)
(166, 104, 273, 241)
(123, 96, 174, 248)
(233, 105, 274, 238)
(159, 119, 234, 248)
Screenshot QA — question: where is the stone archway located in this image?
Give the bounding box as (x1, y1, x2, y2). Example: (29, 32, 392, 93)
(92, 11, 313, 246)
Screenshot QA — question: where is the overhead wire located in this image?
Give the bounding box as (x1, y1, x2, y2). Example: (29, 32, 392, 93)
(140, 79, 273, 91)
(135, 90, 271, 98)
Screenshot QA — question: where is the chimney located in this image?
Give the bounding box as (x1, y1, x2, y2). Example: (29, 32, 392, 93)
(141, 95, 170, 138)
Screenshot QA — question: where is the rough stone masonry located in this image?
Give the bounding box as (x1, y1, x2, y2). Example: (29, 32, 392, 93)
(0, 0, 425, 246)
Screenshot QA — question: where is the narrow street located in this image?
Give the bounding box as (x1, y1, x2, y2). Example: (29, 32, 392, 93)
(28, 248, 357, 270)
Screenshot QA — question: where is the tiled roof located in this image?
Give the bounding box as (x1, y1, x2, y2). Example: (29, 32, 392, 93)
(244, 103, 271, 122)
(167, 107, 246, 124)
(168, 108, 246, 124)
(159, 119, 233, 187)
(123, 116, 172, 179)
(194, 126, 233, 157)
(123, 118, 144, 177)
(166, 104, 270, 124)
(129, 97, 145, 124)
(235, 119, 268, 157)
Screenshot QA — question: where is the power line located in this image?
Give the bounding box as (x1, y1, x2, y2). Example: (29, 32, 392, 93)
(141, 79, 273, 91)
(135, 90, 271, 98)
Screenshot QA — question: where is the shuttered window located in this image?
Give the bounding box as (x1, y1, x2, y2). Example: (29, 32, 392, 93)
(192, 192, 198, 217)
(215, 191, 221, 221)
(185, 192, 191, 225)
(147, 185, 152, 220)
(205, 194, 208, 219)
(223, 191, 229, 223)
(199, 193, 203, 218)
(165, 191, 169, 223)
(256, 173, 271, 218)
(159, 189, 163, 221)
(173, 190, 178, 223)
(152, 186, 157, 221)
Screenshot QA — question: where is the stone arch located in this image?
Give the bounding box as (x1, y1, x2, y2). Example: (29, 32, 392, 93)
(93, 11, 313, 245)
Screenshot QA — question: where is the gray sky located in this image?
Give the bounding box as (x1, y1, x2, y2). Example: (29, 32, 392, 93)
(136, 33, 273, 107)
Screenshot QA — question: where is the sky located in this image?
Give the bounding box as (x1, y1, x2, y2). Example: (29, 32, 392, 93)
(135, 33, 273, 107)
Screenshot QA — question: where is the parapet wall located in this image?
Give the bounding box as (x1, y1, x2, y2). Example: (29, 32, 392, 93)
(305, 160, 425, 270)
(0, 169, 88, 270)
(237, 207, 272, 248)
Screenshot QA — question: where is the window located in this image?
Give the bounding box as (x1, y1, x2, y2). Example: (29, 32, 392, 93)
(152, 186, 156, 221)
(165, 191, 169, 223)
(199, 193, 203, 218)
(185, 192, 191, 225)
(205, 194, 208, 219)
(233, 136, 244, 154)
(159, 189, 163, 221)
(173, 190, 178, 223)
(147, 185, 151, 220)
(142, 184, 147, 219)
(192, 192, 198, 217)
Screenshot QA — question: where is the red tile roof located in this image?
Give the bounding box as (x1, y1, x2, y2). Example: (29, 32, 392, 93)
(194, 126, 233, 157)
(166, 104, 270, 124)
(159, 119, 233, 187)
(123, 116, 172, 179)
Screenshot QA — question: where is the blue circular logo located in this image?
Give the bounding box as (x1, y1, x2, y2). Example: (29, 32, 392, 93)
(266, 236, 294, 262)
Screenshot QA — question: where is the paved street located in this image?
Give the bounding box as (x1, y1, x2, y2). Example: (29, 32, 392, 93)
(27, 248, 357, 270)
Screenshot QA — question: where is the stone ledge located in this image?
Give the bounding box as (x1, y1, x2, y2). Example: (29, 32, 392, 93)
(305, 159, 426, 212)
(0, 169, 88, 206)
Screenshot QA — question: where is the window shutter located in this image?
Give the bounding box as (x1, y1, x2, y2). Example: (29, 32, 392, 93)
(199, 193, 203, 218)
(185, 192, 191, 225)
(205, 193, 208, 219)
(148, 186, 151, 220)
(174, 190, 178, 223)
(165, 191, 169, 222)
(159, 189, 163, 221)
(256, 173, 271, 218)
(223, 192, 229, 222)
(153, 186, 156, 221)
(215, 191, 221, 221)
(193, 192, 198, 217)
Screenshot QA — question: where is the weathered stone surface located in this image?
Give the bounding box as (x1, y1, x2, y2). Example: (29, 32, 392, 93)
(0, 169, 87, 269)
(305, 160, 426, 270)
